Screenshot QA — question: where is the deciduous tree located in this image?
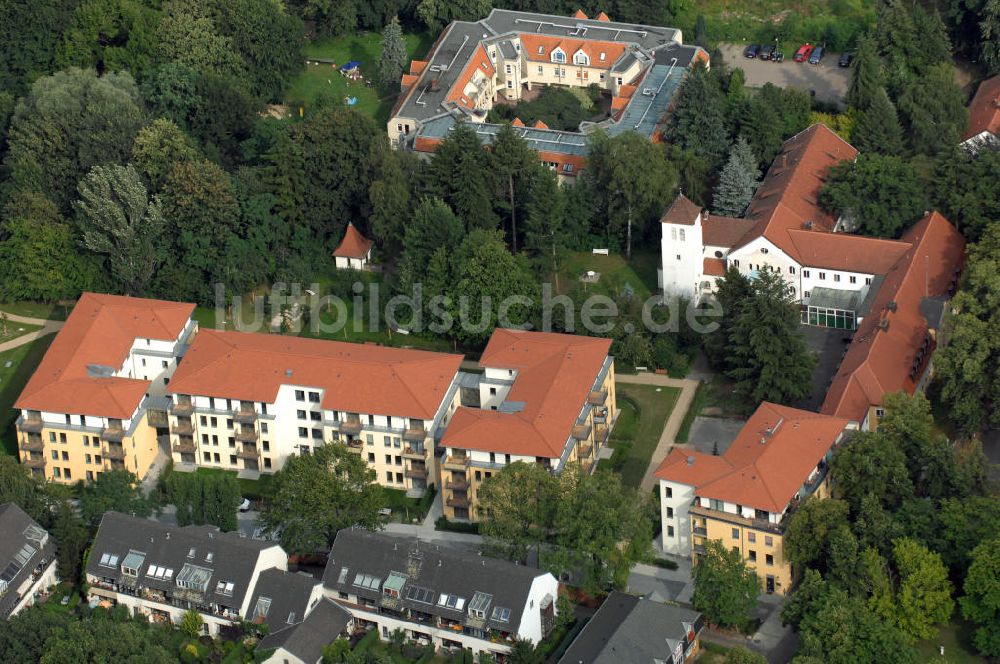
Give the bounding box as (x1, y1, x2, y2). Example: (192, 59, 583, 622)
(79, 470, 150, 527)
(960, 537, 1000, 657)
(820, 154, 927, 238)
(477, 461, 557, 561)
(692, 539, 760, 631)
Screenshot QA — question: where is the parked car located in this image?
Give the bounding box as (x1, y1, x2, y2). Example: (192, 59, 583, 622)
(744, 43, 761, 58)
(759, 44, 775, 60)
(772, 50, 785, 62)
(794, 43, 814, 62)
(238, 497, 251, 512)
(808, 45, 825, 64)
(838, 52, 854, 67)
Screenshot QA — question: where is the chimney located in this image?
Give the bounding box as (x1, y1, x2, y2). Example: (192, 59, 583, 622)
(686, 456, 694, 465)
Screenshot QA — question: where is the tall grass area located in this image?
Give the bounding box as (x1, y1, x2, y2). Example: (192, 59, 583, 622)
(0, 335, 56, 455)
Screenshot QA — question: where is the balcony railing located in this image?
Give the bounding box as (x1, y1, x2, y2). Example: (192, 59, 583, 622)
(19, 435, 44, 452)
(572, 423, 592, 440)
(588, 389, 608, 405)
(688, 503, 785, 535)
(19, 417, 44, 433)
(236, 428, 258, 443)
(234, 408, 257, 424)
(405, 466, 427, 479)
(340, 417, 363, 435)
(403, 426, 426, 443)
(445, 478, 469, 491)
(693, 526, 707, 536)
(593, 407, 609, 423)
(147, 410, 168, 428)
(594, 426, 610, 443)
(173, 440, 196, 454)
(22, 456, 46, 469)
(443, 455, 469, 469)
(101, 426, 125, 443)
(237, 444, 259, 460)
(104, 445, 126, 461)
(345, 439, 364, 453)
(577, 444, 593, 459)
(172, 419, 194, 435)
(170, 400, 194, 416)
(446, 495, 470, 508)
(402, 446, 424, 459)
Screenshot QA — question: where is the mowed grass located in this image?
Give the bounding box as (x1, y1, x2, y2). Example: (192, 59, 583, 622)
(0, 301, 72, 321)
(0, 335, 56, 456)
(194, 467, 274, 501)
(915, 620, 988, 664)
(286, 31, 434, 126)
(556, 249, 660, 302)
(608, 384, 680, 487)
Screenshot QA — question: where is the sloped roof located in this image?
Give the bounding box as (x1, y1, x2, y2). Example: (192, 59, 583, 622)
(784, 229, 910, 273)
(15, 293, 194, 418)
(821, 212, 965, 421)
(246, 569, 321, 630)
(655, 402, 850, 513)
(732, 124, 859, 261)
(702, 214, 751, 248)
(258, 599, 352, 664)
(0, 503, 56, 618)
(331, 223, 374, 259)
(168, 330, 462, 419)
(442, 330, 611, 457)
(703, 257, 727, 277)
(518, 33, 628, 69)
(964, 74, 1000, 140)
(660, 193, 701, 226)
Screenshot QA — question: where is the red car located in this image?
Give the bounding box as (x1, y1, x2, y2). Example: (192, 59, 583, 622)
(794, 43, 814, 62)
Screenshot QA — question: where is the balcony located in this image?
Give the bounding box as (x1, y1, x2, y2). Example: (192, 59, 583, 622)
(101, 426, 125, 443)
(345, 439, 364, 453)
(19, 435, 44, 452)
(693, 526, 707, 536)
(445, 478, 469, 491)
(147, 410, 168, 428)
(688, 503, 785, 536)
(593, 407, 609, 424)
(173, 439, 196, 454)
(594, 426, 610, 444)
(22, 455, 45, 469)
(402, 446, 424, 460)
(234, 408, 257, 424)
(403, 426, 426, 443)
(237, 444, 259, 460)
(235, 428, 258, 443)
(442, 455, 469, 470)
(405, 466, 428, 479)
(340, 417, 363, 435)
(19, 417, 45, 434)
(446, 495, 470, 509)
(588, 389, 608, 405)
(104, 445, 126, 461)
(172, 419, 194, 435)
(572, 423, 592, 440)
(170, 399, 194, 416)
(577, 444, 593, 459)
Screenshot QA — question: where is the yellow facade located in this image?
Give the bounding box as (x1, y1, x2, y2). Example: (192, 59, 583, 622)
(18, 411, 161, 484)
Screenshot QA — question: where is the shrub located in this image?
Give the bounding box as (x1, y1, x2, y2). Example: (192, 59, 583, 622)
(435, 517, 480, 534)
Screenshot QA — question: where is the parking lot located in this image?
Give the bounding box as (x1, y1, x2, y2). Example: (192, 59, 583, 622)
(719, 43, 852, 108)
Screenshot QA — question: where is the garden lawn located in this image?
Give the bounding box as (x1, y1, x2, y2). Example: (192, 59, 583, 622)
(0, 301, 71, 320)
(915, 620, 987, 664)
(286, 31, 434, 126)
(0, 335, 56, 456)
(607, 384, 680, 487)
(194, 467, 274, 501)
(556, 249, 659, 301)
(382, 487, 436, 524)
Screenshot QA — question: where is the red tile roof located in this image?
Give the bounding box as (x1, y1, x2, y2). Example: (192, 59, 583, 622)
(533, 119, 549, 130)
(413, 136, 442, 153)
(442, 330, 611, 457)
(538, 150, 586, 176)
(400, 74, 418, 89)
(702, 257, 727, 277)
(596, 11, 611, 21)
(784, 229, 910, 273)
(733, 124, 858, 261)
(511, 117, 525, 127)
(16, 293, 194, 418)
(332, 223, 373, 259)
(445, 43, 495, 109)
(655, 402, 850, 513)
(518, 34, 628, 69)
(167, 330, 463, 419)
(573, 9, 588, 19)
(964, 75, 1000, 141)
(821, 211, 965, 422)
(409, 60, 428, 76)
(660, 194, 702, 226)
(702, 214, 751, 248)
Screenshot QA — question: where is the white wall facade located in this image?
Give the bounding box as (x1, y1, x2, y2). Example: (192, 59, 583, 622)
(659, 479, 695, 555)
(660, 217, 704, 299)
(9, 559, 58, 618)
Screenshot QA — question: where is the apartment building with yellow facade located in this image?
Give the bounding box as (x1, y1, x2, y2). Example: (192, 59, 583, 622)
(439, 329, 617, 521)
(15, 293, 197, 483)
(165, 329, 464, 494)
(655, 403, 850, 594)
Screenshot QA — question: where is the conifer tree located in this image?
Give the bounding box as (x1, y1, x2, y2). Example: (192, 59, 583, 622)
(712, 136, 760, 217)
(847, 34, 883, 111)
(667, 62, 729, 164)
(852, 87, 905, 155)
(378, 16, 407, 90)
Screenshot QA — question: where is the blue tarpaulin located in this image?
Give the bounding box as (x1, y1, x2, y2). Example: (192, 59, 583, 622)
(341, 61, 361, 71)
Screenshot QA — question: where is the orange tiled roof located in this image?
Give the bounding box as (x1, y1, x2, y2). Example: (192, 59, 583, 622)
(445, 43, 494, 109)
(332, 223, 374, 259)
(16, 293, 194, 418)
(400, 74, 418, 89)
(413, 136, 442, 153)
(167, 330, 463, 419)
(596, 11, 611, 21)
(518, 34, 628, 69)
(655, 402, 850, 513)
(533, 119, 549, 129)
(611, 96, 628, 113)
(702, 214, 751, 248)
(821, 212, 965, 421)
(573, 9, 588, 19)
(511, 117, 525, 127)
(733, 124, 859, 260)
(660, 193, 701, 225)
(703, 257, 727, 277)
(784, 229, 910, 273)
(442, 330, 611, 457)
(538, 150, 586, 175)
(964, 74, 1000, 140)
(410, 60, 428, 76)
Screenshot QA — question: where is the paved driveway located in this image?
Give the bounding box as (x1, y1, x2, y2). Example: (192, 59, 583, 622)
(719, 43, 851, 108)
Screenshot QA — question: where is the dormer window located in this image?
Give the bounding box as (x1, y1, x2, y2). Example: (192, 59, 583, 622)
(599, 52, 606, 61)
(537, 46, 544, 55)
(573, 51, 589, 66)
(551, 48, 566, 63)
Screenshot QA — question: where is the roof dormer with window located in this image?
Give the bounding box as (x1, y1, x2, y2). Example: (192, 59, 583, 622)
(550, 47, 566, 64)
(573, 50, 589, 66)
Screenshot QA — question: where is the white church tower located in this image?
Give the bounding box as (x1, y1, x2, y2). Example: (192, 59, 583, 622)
(658, 194, 705, 300)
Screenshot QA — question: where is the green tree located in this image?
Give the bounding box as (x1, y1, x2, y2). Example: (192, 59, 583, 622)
(704, 266, 753, 370)
(897, 63, 968, 156)
(490, 123, 540, 252)
(189, 72, 258, 166)
(396, 197, 464, 294)
(724, 648, 767, 664)
(131, 118, 200, 191)
(57, 0, 161, 79)
(180, 608, 203, 638)
(0, 0, 80, 96)
(74, 163, 165, 295)
(260, 443, 383, 555)
(50, 498, 89, 584)
(522, 167, 569, 282)
(820, 154, 927, 238)
(784, 498, 852, 574)
(852, 87, 904, 155)
(692, 539, 760, 630)
(3, 68, 145, 213)
(79, 470, 150, 527)
(141, 62, 201, 130)
(848, 34, 883, 111)
(415, 0, 491, 31)
(712, 136, 760, 216)
(726, 269, 815, 408)
(931, 147, 1000, 243)
(668, 62, 729, 164)
(831, 430, 914, 514)
(368, 144, 415, 257)
(378, 16, 407, 89)
(0, 457, 48, 525)
(424, 122, 499, 232)
(934, 496, 1000, 575)
(477, 461, 557, 561)
(960, 537, 1000, 657)
(982, 0, 1000, 75)
(38, 612, 177, 663)
(158, 2, 246, 83)
(507, 637, 543, 664)
(213, 0, 304, 101)
(889, 537, 954, 640)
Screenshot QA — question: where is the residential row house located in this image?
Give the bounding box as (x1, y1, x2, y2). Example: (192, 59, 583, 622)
(655, 403, 852, 595)
(321, 529, 560, 661)
(15, 293, 197, 483)
(165, 329, 464, 494)
(0, 503, 59, 619)
(439, 329, 617, 521)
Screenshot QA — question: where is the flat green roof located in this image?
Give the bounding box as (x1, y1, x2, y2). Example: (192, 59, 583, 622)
(807, 287, 861, 311)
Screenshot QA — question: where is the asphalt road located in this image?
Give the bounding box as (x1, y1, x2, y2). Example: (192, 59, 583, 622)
(719, 43, 851, 108)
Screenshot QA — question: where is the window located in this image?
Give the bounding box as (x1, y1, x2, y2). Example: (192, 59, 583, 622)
(803, 270, 810, 278)
(311, 429, 322, 439)
(226, 419, 233, 429)
(667, 525, 675, 537)
(49, 432, 55, 442)
(834, 274, 841, 282)
(749, 550, 757, 562)
(295, 390, 305, 401)
(264, 458, 271, 469)
(61, 451, 69, 461)
(368, 453, 375, 463)
(203, 451, 211, 461)
(537, 65, 543, 74)
(386, 471, 393, 482)
(59, 433, 66, 443)
(489, 387, 497, 395)
(666, 507, 674, 518)
(803, 291, 811, 298)
(665, 487, 672, 498)
(210, 417, 217, 427)
(819, 272, 826, 280)
(298, 427, 308, 438)
(261, 423, 268, 434)
(95, 455, 101, 464)
(732, 528, 739, 539)
(212, 435, 218, 445)
(616, 77, 623, 85)
(230, 455, 237, 465)
(599, 51, 606, 61)
(209, 397, 215, 409)
(385, 455, 392, 464)
(765, 536, 773, 546)
(505, 64, 511, 74)
(64, 468, 71, 480)
(761, 247, 769, 254)
(765, 554, 774, 566)
(85, 454, 91, 464)
(789, 266, 796, 275)
(396, 472, 403, 483)
(162, 360, 168, 368)
(297, 410, 306, 420)
(506, 80, 513, 89)
(552, 50, 565, 63)
(308, 391, 320, 403)
(748, 532, 756, 543)
(214, 453, 220, 462)
(679, 229, 686, 241)
(200, 416, 207, 426)
(395, 456, 402, 466)
(849, 275, 857, 284)
(50, 450, 58, 460)
(53, 467, 61, 478)
(671, 228, 677, 240)
(537, 46, 544, 54)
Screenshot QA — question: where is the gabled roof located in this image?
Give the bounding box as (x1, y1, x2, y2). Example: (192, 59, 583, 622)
(784, 229, 910, 273)
(660, 193, 701, 226)
(442, 330, 611, 457)
(518, 34, 628, 69)
(655, 403, 850, 513)
(702, 213, 750, 248)
(246, 569, 321, 630)
(258, 599, 352, 663)
(15, 293, 194, 418)
(168, 330, 461, 419)
(964, 74, 1000, 140)
(86, 512, 281, 613)
(331, 223, 373, 259)
(821, 212, 965, 421)
(731, 124, 859, 262)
